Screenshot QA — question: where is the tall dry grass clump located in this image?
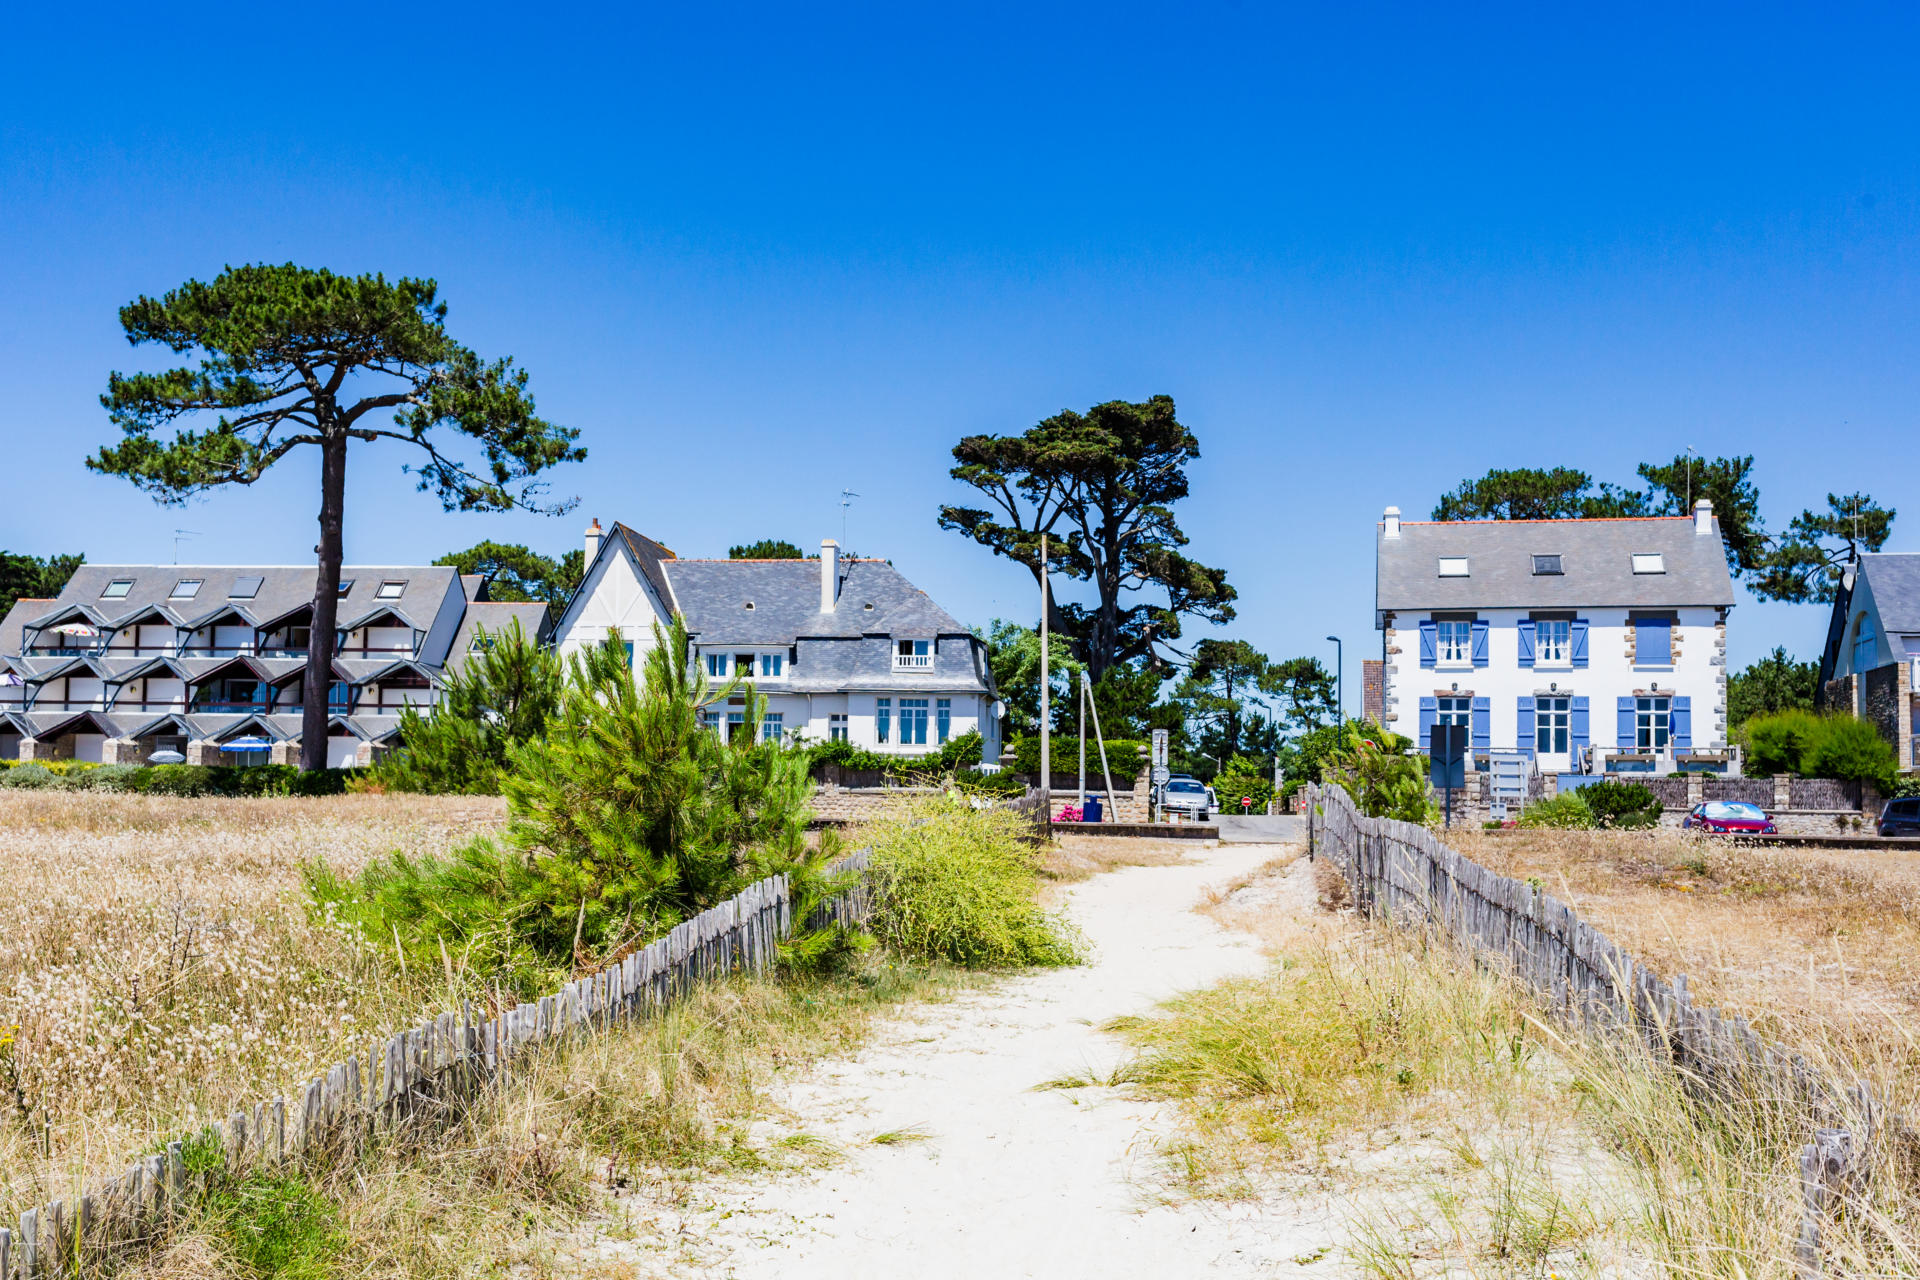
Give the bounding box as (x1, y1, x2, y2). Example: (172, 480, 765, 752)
(0, 791, 502, 1226)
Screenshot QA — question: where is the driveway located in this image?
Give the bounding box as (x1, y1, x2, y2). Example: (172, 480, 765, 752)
(1215, 813, 1303, 843)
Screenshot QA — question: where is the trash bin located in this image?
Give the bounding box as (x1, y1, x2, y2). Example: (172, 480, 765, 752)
(1083, 795, 1103, 823)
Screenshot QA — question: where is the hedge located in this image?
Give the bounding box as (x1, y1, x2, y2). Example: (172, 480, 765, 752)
(0, 761, 368, 797)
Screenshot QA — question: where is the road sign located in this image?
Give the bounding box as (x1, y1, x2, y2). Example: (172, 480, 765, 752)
(1428, 725, 1467, 789)
(1489, 754, 1528, 799)
(1151, 728, 1169, 769)
(1240, 796, 1252, 812)
(1151, 766, 1171, 786)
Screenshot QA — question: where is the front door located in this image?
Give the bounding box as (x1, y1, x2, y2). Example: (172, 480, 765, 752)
(1534, 696, 1571, 771)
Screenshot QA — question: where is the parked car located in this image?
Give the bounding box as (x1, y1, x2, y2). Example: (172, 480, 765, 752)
(1879, 797, 1920, 838)
(1159, 778, 1212, 821)
(1682, 800, 1777, 835)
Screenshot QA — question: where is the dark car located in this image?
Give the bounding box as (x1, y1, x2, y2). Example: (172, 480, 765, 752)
(1880, 797, 1920, 838)
(1682, 801, 1777, 835)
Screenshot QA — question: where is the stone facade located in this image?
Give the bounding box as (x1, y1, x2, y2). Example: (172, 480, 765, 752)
(1362, 658, 1385, 725)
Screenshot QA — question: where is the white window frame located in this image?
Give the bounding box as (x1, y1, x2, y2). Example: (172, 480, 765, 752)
(101, 580, 134, 600)
(705, 653, 727, 678)
(1636, 696, 1672, 751)
(1436, 619, 1472, 666)
(829, 713, 849, 742)
(758, 652, 785, 679)
(897, 697, 930, 746)
(1535, 618, 1571, 666)
(375, 580, 406, 600)
(1435, 696, 1472, 727)
(1536, 695, 1570, 755)
(894, 639, 933, 670)
(1631, 553, 1665, 575)
(761, 712, 784, 743)
(1437, 557, 1470, 577)
(169, 579, 203, 600)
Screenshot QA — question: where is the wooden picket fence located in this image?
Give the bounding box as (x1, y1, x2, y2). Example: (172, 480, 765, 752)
(0, 857, 871, 1278)
(1304, 782, 1905, 1275)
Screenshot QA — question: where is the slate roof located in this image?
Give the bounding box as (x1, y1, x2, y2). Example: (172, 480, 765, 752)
(662, 559, 968, 643)
(0, 709, 407, 744)
(448, 602, 552, 664)
(1376, 516, 1735, 614)
(9, 565, 458, 634)
(1859, 554, 1920, 636)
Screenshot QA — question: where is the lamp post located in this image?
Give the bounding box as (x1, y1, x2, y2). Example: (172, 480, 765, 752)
(1325, 635, 1343, 725)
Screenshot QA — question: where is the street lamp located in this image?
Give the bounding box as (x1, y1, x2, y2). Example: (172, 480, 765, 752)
(1325, 635, 1343, 725)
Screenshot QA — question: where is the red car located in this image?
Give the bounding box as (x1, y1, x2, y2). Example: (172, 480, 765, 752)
(1683, 800, 1777, 835)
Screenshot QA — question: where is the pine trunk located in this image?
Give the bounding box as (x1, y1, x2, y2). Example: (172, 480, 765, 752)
(300, 434, 349, 772)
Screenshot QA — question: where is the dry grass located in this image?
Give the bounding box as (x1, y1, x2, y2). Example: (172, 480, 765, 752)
(0, 791, 504, 1225)
(1041, 834, 1199, 883)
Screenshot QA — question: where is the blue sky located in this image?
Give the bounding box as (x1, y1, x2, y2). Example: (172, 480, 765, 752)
(3, 2, 1916, 694)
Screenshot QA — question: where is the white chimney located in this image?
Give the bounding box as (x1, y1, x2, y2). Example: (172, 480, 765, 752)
(1383, 505, 1402, 539)
(1693, 498, 1713, 536)
(584, 517, 603, 565)
(820, 539, 839, 613)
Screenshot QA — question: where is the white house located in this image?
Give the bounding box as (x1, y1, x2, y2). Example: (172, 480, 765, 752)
(550, 521, 998, 761)
(0, 565, 550, 766)
(1374, 501, 1735, 775)
(1818, 552, 1920, 774)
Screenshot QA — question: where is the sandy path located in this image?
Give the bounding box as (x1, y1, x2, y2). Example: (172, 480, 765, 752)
(589, 837, 1330, 1278)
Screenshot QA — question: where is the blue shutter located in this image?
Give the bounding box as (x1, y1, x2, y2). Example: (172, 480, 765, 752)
(1570, 618, 1589, 668)
(1671, 696, 1691, 752)
(1418, 696, 1437, 745)
(1516, 696, 1536, 757)
(1636, 617, 1671, 666)
(1470, 620, 1489, 667)
(1418, 621, 1437, 668)
(1617, 696, 1637, 748)
(1516, 620, 1535, 668)
(1471, 697, 1490, 751)
(1571, 697, 1590, 755)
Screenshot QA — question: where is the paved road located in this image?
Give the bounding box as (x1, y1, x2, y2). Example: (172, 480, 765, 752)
(1215, 813, 1303, 843)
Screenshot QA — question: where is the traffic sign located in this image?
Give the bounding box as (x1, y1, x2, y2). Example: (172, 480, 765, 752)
(1150, 729, 1169, 769)
(1151, 765, 1171, 786)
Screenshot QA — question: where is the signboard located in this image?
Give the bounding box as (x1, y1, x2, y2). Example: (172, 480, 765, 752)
(1151, 766, 1171, 786)
(1489, 754, 1528, 799)
(1427, 724, 1467, 790)
(1490, 798, 1509, 822)
(1150, 729, 1169, 770)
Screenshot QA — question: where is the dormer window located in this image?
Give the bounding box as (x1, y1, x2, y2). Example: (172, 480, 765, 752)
(229, 576, 264, 599)
(169, 579, 203, 599)
(895, 639, 932, 669)
(1531, 555, 1563, 576)
(336, 580, 355, 595)
(705, 653, 727, 678)
(101, 580, 134, 600)
(375, 580, 406, 600)
(1437, 557, 1470, 578)
(1631, 553, 1665, 575)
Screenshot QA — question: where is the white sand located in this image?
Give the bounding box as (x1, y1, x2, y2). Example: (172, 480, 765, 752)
(586, 837, 1336, 1278)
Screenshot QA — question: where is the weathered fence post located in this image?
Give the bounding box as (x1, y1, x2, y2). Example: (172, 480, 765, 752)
(1794, 1127, 1860, 1278)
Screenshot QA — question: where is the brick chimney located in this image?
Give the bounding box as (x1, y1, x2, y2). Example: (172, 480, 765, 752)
(1693, 499, 1713, 536)
(820, 539, 839, 613)
(584, 517, 603, 565)
(1383, 505, 1402, 539)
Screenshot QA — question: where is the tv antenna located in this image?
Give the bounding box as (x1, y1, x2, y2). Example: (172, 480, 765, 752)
(1684, 446, 1695, 508)
(839, 489, 860, 548)
(173, 529, 201, 564)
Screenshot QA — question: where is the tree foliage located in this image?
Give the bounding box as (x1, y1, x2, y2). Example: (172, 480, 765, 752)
(377, 620, 563, 794)
(91, 264, 583, 769)
(1748, 492, 1896, 604)
(1173, 641, 1336, 762)
(728, 539, 807, 560)
(1635, 453, 1767, 574)
(1432, 467, 1647, 521)
(0, 551, 84, 619)
(1321, 725, 1431, 824)
(939, 395, 1234, 678)
(434, 541, 582, 607)
(1727, 646, 1818, 731)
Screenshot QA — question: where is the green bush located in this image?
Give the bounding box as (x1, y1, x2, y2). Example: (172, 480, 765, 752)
(1322, 725, 1432, 824)
(865, 799, 1081, 968)
(376, 618, 561, 794)
(73, 763, 145, 792)
(1742, 708, 1826, 775)
(0, 763, 67, 790)
(953, 768, 1026, 795)
(1213, 767, 1275, 815)
(1802, 715, 1898, 790)
(1578, 779, 1663, 829)
(1010, 734, 1146, 777)
(1517, 791, 1594, 829)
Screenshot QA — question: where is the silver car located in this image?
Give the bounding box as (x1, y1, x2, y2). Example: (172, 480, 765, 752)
(1160, 777, 1213, 821)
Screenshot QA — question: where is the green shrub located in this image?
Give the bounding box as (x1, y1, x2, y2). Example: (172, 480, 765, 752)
(1518, 791, 1594, 829)
(197, 1166, 347, 1280)
(376, 618, 561, 794)
(1010, 734, 1146, 777)
(1578, 779, 1663, 829)
(1802, 715, 1898, 790)
(73, 763, 145, 792)
(0, 763, 67, 790)
(1213, 767, 1275, 815)
(1322, 725, 1432, 824)
(953, 768, 1026, 795)
(866, 800, 1081, 968)
(1742, 708, 1826, 775)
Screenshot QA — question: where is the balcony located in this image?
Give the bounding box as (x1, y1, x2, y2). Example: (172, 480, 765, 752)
(191, 700, 272, 714)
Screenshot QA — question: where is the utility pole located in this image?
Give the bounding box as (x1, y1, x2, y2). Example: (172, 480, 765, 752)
(1039, 534, 1050, 816)
(839, 489, 860, 549)
(1077, 664, 1086, 811)
(1326, 635, 1344, 725)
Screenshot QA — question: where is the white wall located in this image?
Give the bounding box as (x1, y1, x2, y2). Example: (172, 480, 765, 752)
(554, 549, 668, 671)
(1381, 605, 1726, 770)
(761, 691, 990, 759)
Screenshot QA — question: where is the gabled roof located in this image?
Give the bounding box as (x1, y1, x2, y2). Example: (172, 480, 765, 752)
(449, 601, 551, 661)
(662, 558, 967, 644)
(124, 712, 195, 740)
(612, 524, 679, 611)
(1858, 553, 1920, 634)
(1376, 515, 1736, 613)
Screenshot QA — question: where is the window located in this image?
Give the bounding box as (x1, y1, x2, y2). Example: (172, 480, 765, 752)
(1852, 614, 1878, 673)
(898, 698, 929, 746)
(706, 653, 727, 678)
(286, 626, 312, 651)
(1536, 696, 1571, 755)
(101, 579, 134, 599)
(759, 653, 783, 678)
(376, 580, 406, 600)
(1531, 554, 1563, 576)
(169, 579, 203, 599)
(734, 654, 754, 679)
(936, 698, 951, 744)
(699, 708, 720, 732)
(1536, 618, 1571, 664)
(623, 641, 635, 670)
(229, 576, 264, 600)
(1435, 696, 1472, 727)
(727, 710, 746, 742)
(1631, 553, 1665, 575)
(895, 639, 932, 669)
(829, 713, 849, 742)
(876, 698, 891, 744)
(1437, 557, 1470, 577)
(1637, 696, 1672, 751)
(336, 580, 355, 595)
(762, 713, 784, 743)
(1437, 619, 1472, 664)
